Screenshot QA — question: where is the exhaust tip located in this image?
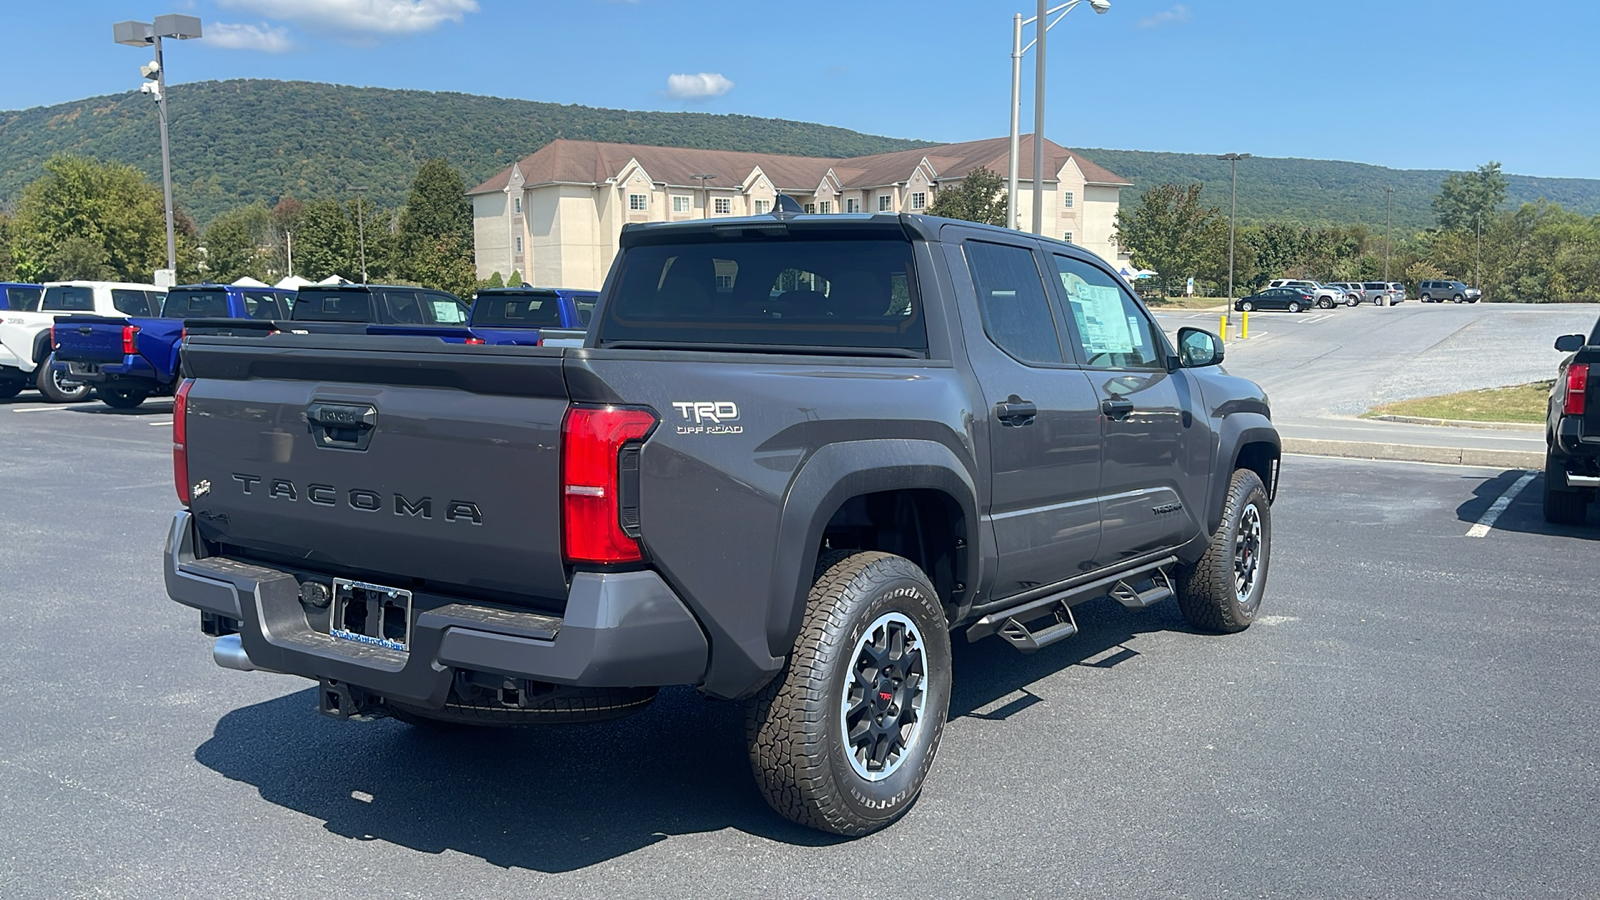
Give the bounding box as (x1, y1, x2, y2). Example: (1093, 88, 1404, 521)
(213, 633, 267, 673)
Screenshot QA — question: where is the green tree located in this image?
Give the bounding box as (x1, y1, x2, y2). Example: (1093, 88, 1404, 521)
(1433, 161, 1507, 232)
(0, 212, 15, 280)
(9, 155, 170, 282)
(926, 167, 1007, 227)
(294, 198, 356, 281)
(202, 203, 273, 283)
(396, 159, 475, 293)
(507, 269, 522, 286)
(1114, 183, 1221, 296)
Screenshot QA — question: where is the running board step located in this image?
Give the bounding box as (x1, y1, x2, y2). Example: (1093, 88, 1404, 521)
(967, 555, 1178, 645)
(995, 603, 1078, 653)
(1109, 569, 1175, 609)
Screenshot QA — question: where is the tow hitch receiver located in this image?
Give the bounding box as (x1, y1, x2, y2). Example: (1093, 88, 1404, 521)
(317, 678, 381, 720)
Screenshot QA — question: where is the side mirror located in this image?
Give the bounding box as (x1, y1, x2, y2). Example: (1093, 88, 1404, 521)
(1177, 327, 1224, 368)
(1555, 334, 1585, 353)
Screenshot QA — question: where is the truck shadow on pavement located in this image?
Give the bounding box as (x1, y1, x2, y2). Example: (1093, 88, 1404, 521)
(1455, 470, 1600, 538)
(191, 597, 1195, 870)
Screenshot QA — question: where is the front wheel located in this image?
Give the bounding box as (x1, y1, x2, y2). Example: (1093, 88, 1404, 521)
(1176, 468, 1271, 633)
(1240, 301, 1255, 312)
(1318, 298, 1333, 309)
(1453, 294, 1464, 303)
(35, 355, 90, 403)
(97, 387, 149, 409)
(747, 550, 952, 836)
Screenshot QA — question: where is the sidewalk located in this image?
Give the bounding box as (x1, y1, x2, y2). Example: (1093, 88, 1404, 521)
(1276, 416, 1543, 468)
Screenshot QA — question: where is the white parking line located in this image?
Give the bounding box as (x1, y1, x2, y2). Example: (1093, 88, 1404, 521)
(1465, 471, 1535, 537)
(147, 419, 173, 427)
(10, 406, 69, 413)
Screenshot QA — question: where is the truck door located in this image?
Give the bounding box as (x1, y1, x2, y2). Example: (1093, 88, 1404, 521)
(947, 235, 1102, 599)
(1049, 252, 1209, 567)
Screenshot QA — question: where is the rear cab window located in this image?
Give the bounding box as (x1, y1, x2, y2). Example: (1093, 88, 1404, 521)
(291, 289, 375, 322)
(163, 290, 231, 319)
(42, 285, 94, 312)
(473, 291, 565, 327)
(5, 286, 43, 311)
(599, 233, 926, 355)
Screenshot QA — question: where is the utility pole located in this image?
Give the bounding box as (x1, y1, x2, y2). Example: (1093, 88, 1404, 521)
(1217, 153, 1251, 306)
(1384, 186, 1393, 281)
(285, 230, 293, 279)
(350, 186, 368, 282)
(691, 174, 717, 219)
(1031, 0, 1047, 235)
(1475, 213, 1481, 289)
(115, 15, 201, 286)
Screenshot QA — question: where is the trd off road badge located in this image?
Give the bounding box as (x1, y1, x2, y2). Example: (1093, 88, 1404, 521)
(672, 401, 743, 435)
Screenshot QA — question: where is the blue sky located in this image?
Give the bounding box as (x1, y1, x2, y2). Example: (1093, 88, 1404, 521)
(6, 0, 1600, 178)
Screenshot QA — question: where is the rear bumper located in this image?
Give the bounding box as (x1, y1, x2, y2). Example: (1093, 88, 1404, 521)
(1552, 415, 1599, 460)
(163, 511, 710, 706)
(55, 355, 160, 387)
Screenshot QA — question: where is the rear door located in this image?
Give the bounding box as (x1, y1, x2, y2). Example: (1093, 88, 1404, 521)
(1051, 251, 1207, 566)
(947, 231, 1102, 597)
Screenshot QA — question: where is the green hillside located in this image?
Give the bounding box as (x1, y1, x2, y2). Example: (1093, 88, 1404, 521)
(1080, 148, 1600, 232)
(0, 80, 934, 226)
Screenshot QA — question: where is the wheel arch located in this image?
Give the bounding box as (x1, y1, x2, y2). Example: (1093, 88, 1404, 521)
(1210, 413, 1280, 533)
(767, 439, 978, 661)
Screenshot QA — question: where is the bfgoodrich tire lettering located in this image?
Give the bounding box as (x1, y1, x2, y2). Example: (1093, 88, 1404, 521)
(746, 550, 951, 836)
(1176, 468, 1271, 633)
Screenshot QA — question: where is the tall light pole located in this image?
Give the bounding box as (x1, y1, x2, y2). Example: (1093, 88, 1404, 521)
(1006, 0, 1110, 232)
(114, 14, 201, 286)
(1217, 153, 1250, 305)
(1475, 213, 1481, 289)
(691, 174, 717, 219)
(349, 187, 369, 282)
(1384, 185, 1393, 281)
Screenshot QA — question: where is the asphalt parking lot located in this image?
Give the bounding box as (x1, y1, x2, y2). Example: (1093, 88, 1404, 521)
(3, 397, 1598, 898)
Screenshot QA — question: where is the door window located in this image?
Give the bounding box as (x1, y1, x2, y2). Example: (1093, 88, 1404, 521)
(1053, 254, 1166, 370)
(382, 290, 424, 323)
(965, 241, 1064, 365)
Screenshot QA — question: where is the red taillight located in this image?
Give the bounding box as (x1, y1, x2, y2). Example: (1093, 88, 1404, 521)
(1564, 363, 1589, 416)
(173, 378, 193, 506)
(464, 337, 486, 345)
(50, 324, 59, 350)
(561, 405, 657, 563)
(122, 324, 140, 356)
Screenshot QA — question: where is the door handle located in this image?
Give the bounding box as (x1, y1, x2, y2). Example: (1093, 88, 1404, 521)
(995, 397, 1037, 426)
(1101, 398, 1135, 419)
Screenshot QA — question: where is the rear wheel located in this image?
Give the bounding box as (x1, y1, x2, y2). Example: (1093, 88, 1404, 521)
(1176, 469, 1270, 633)
(1287, 300, 1303, 313)
(97, 387, 149, 409)
(1542, 451, 1592, 525)
(1345, 296, 1358, 307)
(747, 550, 952, 836)
(35, 355, 90, 403)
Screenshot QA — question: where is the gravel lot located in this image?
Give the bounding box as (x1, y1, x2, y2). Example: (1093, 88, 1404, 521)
(2, 387, 1598, 898)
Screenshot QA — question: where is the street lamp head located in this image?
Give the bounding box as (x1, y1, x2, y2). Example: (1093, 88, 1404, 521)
(152, 14, 202, 39)
(1089, 0, 1111, 13)
(113, 20, 155, 46)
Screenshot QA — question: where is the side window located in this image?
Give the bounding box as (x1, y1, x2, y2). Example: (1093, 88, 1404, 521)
(7, 287, 42, 311)
(965, 240, 1063, 365)
(111, 289, 153, 316)
(1053, 254, 1166, 370)
(573, 296, 596, 327)
(382, 290, 423, 324)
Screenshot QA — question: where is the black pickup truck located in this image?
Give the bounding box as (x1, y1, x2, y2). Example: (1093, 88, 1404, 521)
(165, 212, 1280, 835)
(1544, 317, 1600, 524)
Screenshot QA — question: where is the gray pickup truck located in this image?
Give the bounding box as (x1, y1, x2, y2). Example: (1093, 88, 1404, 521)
(165, 211, 1280, 835)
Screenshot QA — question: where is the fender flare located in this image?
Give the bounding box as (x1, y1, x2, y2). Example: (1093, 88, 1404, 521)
(765, 439, 979, 661)
(1209, 413, 1280, 532)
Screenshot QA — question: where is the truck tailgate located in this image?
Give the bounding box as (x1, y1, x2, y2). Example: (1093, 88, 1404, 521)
(51, 316, 127, 364)
(182, 336, 572, 605)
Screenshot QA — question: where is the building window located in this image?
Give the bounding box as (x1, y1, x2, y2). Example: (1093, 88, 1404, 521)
(755, 199, 771, 214)
(1063, 191, 1074, 209)
(805, 203, 816, 214)
(845, 198, 861, 213)
(878, 195, 892, 212)
(819, 200, 833, 214)
(629, 193, 648, 211)
(514, 197, 522, 214)
(714, 197, 732, 214)
(672, 195, 691, 213)
(911, 192, 927, 210)
(515, 236, 523, 253)
(1063, 231, 1074, 243)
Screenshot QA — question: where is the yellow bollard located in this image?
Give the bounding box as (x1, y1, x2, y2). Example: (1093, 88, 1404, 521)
(1220, 313, 1228, 342)
(1242, 311, 1249, 340)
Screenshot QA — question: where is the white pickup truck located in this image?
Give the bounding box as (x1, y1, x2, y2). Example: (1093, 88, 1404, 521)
(0, 280, 165, 401)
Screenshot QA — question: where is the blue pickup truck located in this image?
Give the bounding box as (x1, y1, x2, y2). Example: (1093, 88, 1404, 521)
(468, 286, 597, 346)
(52, 283, 294, 409)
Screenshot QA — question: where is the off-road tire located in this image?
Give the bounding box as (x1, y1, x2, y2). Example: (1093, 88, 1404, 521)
(746, 550, 952, 836)
(97, 387, 149, 409)
(1542, 452, 1591, 525)
(387, 684, 657, 728)
(35, 355, 89, 403)
(1176, 468, 1271, 633)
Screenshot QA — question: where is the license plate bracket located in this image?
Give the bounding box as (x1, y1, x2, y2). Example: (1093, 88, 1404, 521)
(330, 579, 412, 652)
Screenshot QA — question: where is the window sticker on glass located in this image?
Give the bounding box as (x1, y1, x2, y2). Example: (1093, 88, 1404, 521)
(431, 300, 466, 323)
(1068, 282, 1135, 354)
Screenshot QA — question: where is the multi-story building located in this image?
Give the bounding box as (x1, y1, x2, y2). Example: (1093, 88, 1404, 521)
(469, 134, 1130, 289)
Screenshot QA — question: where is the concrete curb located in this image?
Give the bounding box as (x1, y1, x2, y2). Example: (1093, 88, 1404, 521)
(1282, 437, 1541, 470)
(1367, 414, 1543, 432)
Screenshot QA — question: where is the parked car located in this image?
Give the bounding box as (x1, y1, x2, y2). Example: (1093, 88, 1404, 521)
(1544, 317, 1600, 524)
(50, 283, 295, 409)
(1417, 280, 1481, 303)
(290, 283, 470, 327)
(1238, 287, 1315, 312)
(1267, 279, 1346, 309)
(1360, 282, 1400, 306)
(167, 211, 1280, 836)
(1388, 282, 1407, 303)
(468, 286, 598, 347)
(0, 280, 165, 402)
(1324, 282, 1366, 306)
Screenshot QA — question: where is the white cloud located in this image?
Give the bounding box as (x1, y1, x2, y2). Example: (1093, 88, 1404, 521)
(206, 22, 295, 52)
(664, 72, 734, 100)
(218, 0, 479, 35)
(1137, 4, 1190, 28)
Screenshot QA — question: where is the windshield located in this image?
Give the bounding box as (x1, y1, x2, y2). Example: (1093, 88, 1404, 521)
(599, 235, 925, 353)
(472, 291, 564, 327)
(163, 290, 231, 319)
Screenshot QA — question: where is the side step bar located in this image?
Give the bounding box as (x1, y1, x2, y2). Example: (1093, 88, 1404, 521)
(967, 556, 1177, 652)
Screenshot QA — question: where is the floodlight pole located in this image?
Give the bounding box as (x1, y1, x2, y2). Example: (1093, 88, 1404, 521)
(351, 187, 369, 282)
(152, 35, 175, 275)
(1383, 186, 1392, 281)
(1217, 153, 1250, 305)
(691, 174, 717, 219)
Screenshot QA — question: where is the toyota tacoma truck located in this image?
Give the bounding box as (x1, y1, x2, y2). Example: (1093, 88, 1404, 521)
(0, 280, 165, 402)
(1544, 316, 1600, 524)
(164, 212, 1280, 836)
(468, 286, 597, 347)
(50, 283, 294, 409)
